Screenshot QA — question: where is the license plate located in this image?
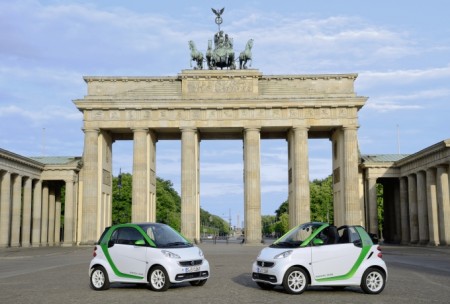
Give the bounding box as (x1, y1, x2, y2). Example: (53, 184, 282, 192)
(184, 266, 200, 273)
(258, 267, 269, 274)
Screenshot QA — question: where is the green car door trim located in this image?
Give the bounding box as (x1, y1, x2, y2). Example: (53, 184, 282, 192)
(315, 226, 374, 282)
(98, 224, 157, 280)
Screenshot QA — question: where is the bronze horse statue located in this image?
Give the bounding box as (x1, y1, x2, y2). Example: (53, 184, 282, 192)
(239, 39, 253, 69)
(188, 40, 204, 70)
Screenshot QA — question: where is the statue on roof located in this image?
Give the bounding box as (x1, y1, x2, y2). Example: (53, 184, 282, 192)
(188, 7, 253, 70)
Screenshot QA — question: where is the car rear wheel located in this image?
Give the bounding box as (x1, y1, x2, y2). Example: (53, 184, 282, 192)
(189, 279, 207, 286)
(282, 267, 308, 294)
(148, 266, 171, 292)
(361, 267, 386, 294)
(90, 266, 110, 291)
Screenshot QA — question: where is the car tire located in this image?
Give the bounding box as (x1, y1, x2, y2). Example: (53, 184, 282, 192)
(360, 267, 386, 294)
(90, 266, 110, 291)
(256, 282, 275, 290)
(189, 279, 207, 286)
(148, 266, 171, 292)
(282, 267, 308, 294)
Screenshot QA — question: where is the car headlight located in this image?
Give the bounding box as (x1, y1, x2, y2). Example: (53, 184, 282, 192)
(274, 250, 293, 259)
(198, 248, 204, 257)
(162, 250, 181, 259)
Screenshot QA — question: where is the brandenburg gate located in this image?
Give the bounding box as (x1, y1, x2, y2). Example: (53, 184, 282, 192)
(74, 69, 367, 244)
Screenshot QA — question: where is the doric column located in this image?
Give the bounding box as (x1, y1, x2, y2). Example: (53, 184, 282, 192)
(287, 126, 310, 228)
(343, 126, 362, 225)
(48, 187, 56, 246)
(41, 183, 49, 246)
(32, 179, 42, 247)
(426, 168, 439, 246)
(399, 177, 410, 244)
(367, 177, 378, 236)
(21, 177, 33, 247)
(408, 174, 419, 244)
(244, 127, 261, 244)
(0, 171, 11, 247)
(10, 174, 22, 247)
(416, 171, 429, 245)
(436, 165, 450, 245)
(180, 127, 200, 241)
(55, 189, 61, 245)
(81, 128, 100, 244)
(63, 179, 74, 246)
(132, 128, 149, 222)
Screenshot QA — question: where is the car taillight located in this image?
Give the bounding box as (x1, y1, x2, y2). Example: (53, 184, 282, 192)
(93, 246, 97, 257)
(377, 246, 382, 258)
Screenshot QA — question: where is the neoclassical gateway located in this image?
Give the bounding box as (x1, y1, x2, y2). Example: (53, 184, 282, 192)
(1, 68, 449, 248)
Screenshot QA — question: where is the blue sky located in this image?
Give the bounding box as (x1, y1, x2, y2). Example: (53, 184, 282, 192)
(1, 0, 449, 226)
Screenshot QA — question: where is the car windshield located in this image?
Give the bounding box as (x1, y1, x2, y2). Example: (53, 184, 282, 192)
(270, 222, 324, 248)
(138, 223, 192, 248)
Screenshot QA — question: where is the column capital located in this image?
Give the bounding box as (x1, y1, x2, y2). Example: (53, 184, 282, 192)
(291, 125, 310, 131)
(243, 126, 261, 132)
(131, 127, 149, 133)
(180, 127, 197, 133)
(342, 124, 359, 131)
(82, 127, 99, 134)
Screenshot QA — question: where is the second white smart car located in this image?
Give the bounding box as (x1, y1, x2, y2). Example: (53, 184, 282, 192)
(89, 222, 210, 291)
(252, 222, 387, 294)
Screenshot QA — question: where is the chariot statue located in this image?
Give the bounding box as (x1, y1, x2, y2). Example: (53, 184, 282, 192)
(188, 8, 253, 70)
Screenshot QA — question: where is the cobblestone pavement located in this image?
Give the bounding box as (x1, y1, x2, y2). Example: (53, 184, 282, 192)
(0, 243, 449, 304)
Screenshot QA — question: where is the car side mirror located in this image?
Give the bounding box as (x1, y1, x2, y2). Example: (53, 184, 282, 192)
(108, 240, 115, 248)
(134, 239, 146, 246)
(313, 238, 324, 246)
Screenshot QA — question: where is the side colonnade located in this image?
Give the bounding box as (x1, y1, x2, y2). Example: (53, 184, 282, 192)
(0, 149, 81, 248)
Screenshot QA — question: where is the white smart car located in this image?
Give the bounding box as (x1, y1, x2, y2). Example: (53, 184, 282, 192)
(252, 222, 387, 294)
(89, 222, 210, 291)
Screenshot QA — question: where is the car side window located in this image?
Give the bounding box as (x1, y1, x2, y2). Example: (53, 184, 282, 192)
(116, 227, 144, 245)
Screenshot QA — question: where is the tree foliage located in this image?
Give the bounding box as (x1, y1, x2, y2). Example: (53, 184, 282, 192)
(111, 174, 229, 234)
(270, 175, 334, 236)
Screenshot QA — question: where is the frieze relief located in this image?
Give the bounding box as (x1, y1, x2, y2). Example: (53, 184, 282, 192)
(186, 79, 253, 94)
(88, 106, 355, 122)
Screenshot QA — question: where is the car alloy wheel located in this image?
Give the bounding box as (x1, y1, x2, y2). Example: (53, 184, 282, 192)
(90, 266, 110, 291)
(283, 267, 308, 294)
(149, 266, 171, 291)
(361, 268, 385, 294)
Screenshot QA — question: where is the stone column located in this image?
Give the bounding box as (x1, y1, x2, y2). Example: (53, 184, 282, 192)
(436, 165, 450, 245)
(132, 128, 149, 222)
(48, 187, 56, 246)
(63, 179, 74, 246)
(343, 126, 362, 225)
(55, 190, 61, 245)
(10, 174, 22, 247)
(399, 177, 410, 244)
(416, 171, 429, 245)
(21, 177, 32, 247)
(181, 127, 199, 241)
(244, 127, 262, 244)
(288, 126, 310, 228)
(149, 131, 157, 222)
(32, 180, 42, 247)
(408, 174, 419, 244)
(367, 177, 378, 236)
(81, 128, 99, 245)
(41, 183, 49, 246)
(426, 168, 439, 246)
(0, 171, 11, 247)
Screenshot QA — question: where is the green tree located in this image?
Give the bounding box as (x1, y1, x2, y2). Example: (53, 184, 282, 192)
(310, 175, 334, 223)
(261, 215, 277, 236)
(112, 173, 132, 224)
(156, 177, 182, 231)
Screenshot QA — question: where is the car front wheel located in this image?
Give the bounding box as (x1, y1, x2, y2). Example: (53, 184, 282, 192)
(90, 266, 110, 291)
(282, 267, 308, 294)
(148, 266, 171, 292)
(361, 267, 386, 294)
